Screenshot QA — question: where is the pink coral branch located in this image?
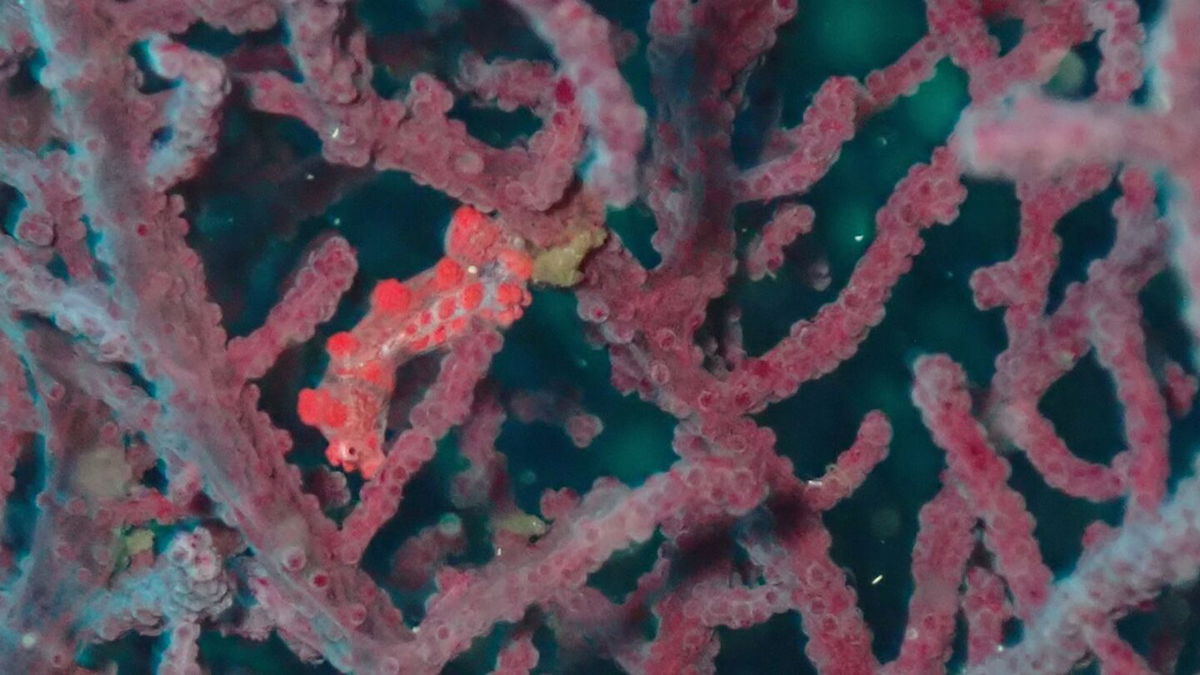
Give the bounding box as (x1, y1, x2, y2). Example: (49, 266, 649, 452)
(227, 235, 358, 381)
(506, 0, 646, 207)
(1, 0, 1199, 671)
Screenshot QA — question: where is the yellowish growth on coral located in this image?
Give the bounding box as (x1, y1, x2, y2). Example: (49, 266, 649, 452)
(113, 526, 155, 571)
(493, 511, 548, 538)
(124, 527, 155, 556)
(531, 226, 608, 287)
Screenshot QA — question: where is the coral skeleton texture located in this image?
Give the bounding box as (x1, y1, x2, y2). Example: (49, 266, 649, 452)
(0, 0, 1199, 673)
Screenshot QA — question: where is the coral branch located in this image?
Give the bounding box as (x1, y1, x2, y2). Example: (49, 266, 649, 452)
(3, 0, 1200, 672)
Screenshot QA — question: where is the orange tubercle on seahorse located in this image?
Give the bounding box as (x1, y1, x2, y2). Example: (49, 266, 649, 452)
(445, 205, 502, 265)
(297, 388, 349, 428)
(496, 249, 534, 281)
(299, 205, 535, 479)
(326, 331, 359, 358)
(301, 368, 393, 477)
(372, 279, 413, 313)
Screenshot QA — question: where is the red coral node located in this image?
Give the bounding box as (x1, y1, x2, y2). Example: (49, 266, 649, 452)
(297, 388, 328, 426)
(434, 258, 465, 289)
(446, 206, 501, 264)
(326, 331, 359, 357)
(461, 283, 485, 310)
(497, 249, 534, 281)
(373, 279, 414, 313)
